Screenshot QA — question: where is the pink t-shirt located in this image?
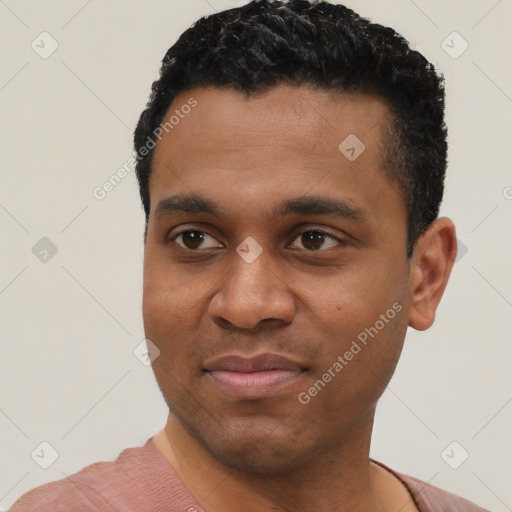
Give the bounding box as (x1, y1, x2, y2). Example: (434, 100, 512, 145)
(10, 438, 490, 512)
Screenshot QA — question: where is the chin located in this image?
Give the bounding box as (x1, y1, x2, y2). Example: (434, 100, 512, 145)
(180, 410, 316, 475)
(204, 437, 312, 475)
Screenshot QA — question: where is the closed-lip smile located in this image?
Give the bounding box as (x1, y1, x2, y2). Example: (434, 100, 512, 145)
(204, 353, 307, 400)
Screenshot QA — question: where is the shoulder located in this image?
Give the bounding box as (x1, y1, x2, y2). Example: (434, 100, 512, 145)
(9, 477, 116, 512)
(373, 460, 491, 512)
(9, 439, 184, 512)
(402, 473, 490, 512)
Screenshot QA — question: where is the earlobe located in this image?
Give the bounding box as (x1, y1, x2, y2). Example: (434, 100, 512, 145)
(408, 217, 457, 331)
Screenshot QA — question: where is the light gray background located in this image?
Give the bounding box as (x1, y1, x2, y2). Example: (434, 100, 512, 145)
(1, 1, 511, 510)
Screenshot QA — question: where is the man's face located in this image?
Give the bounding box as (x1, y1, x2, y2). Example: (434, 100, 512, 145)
(143, 84, 412, 473)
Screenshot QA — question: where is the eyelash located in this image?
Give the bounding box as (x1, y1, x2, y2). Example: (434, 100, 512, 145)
(168, 228, 345, 252)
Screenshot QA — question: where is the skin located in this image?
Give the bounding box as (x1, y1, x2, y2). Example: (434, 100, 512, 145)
(143, 84, 457, 511)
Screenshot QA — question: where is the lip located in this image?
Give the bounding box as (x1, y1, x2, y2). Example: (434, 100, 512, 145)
(204, 353, 307, 400)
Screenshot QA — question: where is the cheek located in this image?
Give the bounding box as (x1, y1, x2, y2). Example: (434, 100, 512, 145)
(298, 259, 409, 392)
(142, 253, 216, 374)
(298, 309, 408, 430)
(142, 265, 191, 368)
(144, 280, 201, 397)
(142, 252, 209, 329)
(299, 257, 407, 333)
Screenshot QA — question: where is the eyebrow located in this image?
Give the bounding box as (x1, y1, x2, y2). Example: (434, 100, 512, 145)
(278, 196, 366, 221)
(154, 194, 366, 222)
(155, 194, 217, 218)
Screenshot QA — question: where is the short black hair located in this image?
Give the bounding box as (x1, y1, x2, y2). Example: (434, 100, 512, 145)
(134, 0, 447, 256)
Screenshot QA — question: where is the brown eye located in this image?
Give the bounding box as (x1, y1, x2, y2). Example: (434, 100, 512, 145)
(173, 230, 220, 250)
(289, 230, 340, 251)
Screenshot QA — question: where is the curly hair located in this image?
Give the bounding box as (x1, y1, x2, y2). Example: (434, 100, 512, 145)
(134, 0, 447, 256)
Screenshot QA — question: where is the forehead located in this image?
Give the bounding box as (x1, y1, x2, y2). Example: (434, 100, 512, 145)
(149, 84, 400, 222)
(153, 84, 390, 165)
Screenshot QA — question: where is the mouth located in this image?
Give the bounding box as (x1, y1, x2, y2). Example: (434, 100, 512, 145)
(203, 353, 308, 400)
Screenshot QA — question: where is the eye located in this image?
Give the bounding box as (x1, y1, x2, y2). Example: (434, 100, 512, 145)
(288, 230, 342, 251)
(171, 230, 222, 250)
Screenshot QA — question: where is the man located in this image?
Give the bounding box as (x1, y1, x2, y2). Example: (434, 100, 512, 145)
(11, 1, 490, 510)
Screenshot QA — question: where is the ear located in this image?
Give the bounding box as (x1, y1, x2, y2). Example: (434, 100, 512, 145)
(408, 217, 457, 331)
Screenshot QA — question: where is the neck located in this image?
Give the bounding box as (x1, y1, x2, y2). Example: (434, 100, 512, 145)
(153, 410, 400, 512)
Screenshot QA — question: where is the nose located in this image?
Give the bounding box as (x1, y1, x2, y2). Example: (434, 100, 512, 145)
(209, 248, 296, 330)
